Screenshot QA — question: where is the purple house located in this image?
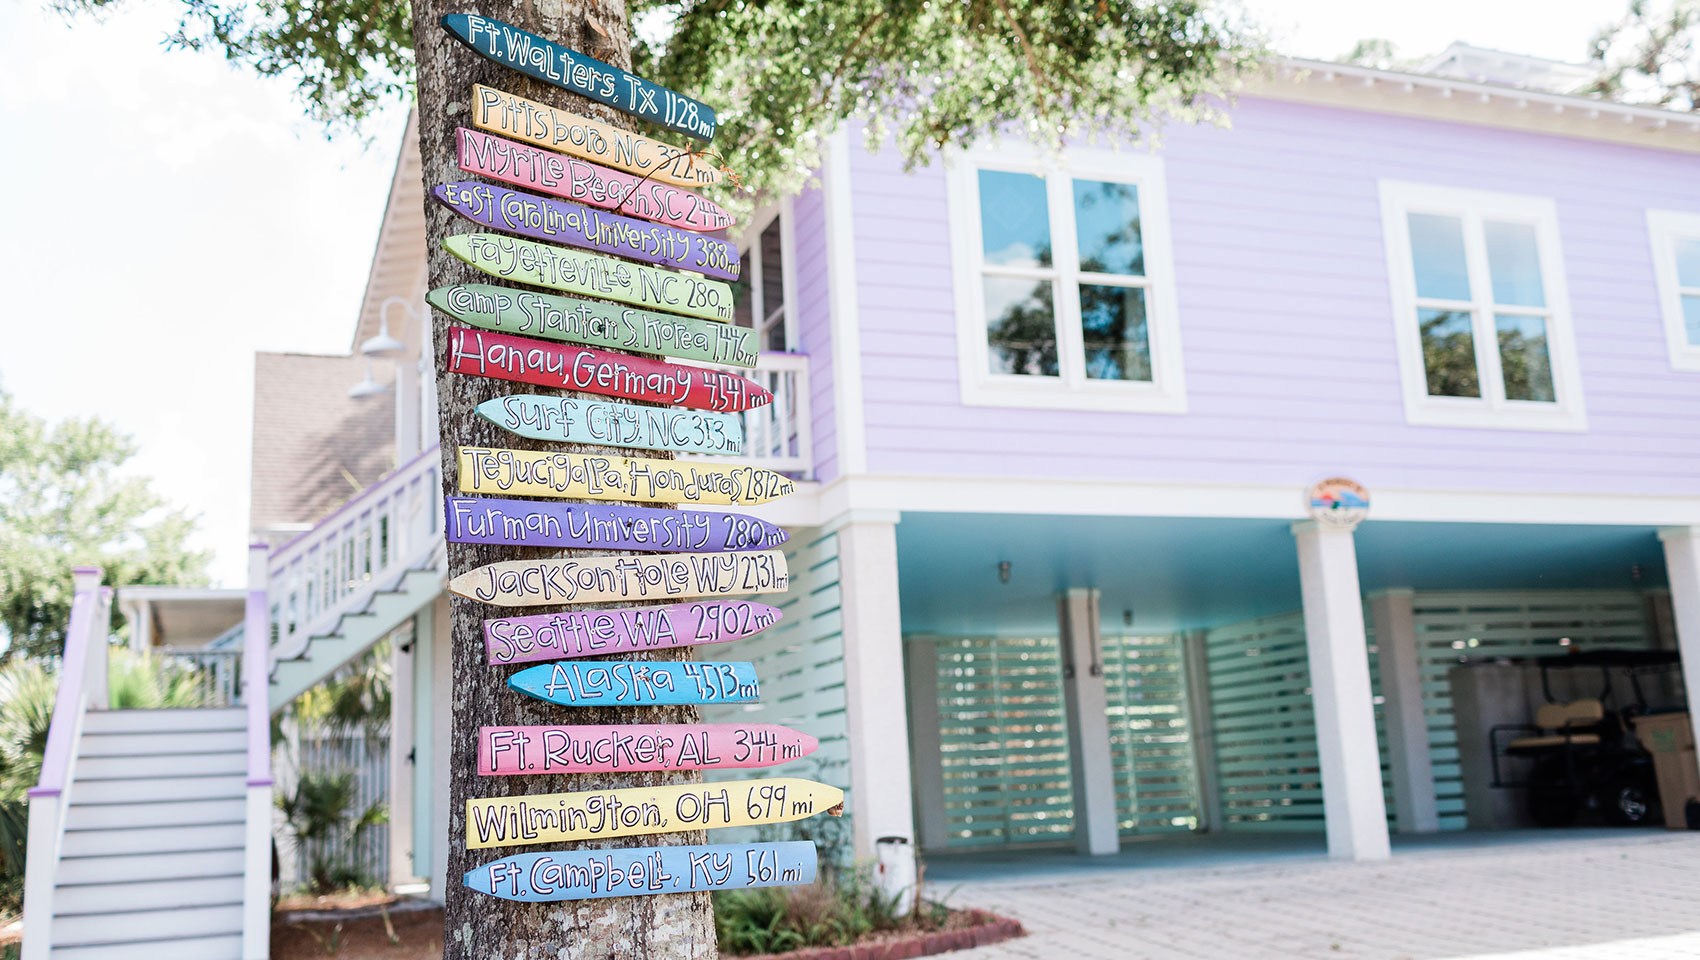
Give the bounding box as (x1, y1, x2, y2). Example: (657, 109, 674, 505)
(23, 42, 1700, 957)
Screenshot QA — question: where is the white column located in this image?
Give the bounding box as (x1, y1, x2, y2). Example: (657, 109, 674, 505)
(1368, 589, 1439, 834)
(902, 638, 950, 852)
(1658, 527, 1700, 757)
(1181, 629, 1221, 832)
(429, 594, 453, 900)
(241, 544, 272, 960)
(1292, 521, 1390, 861)
(1058, 589, 1118, 855)
(388, 619, 417, 888)
(393, 355, 420, 462)
(832, 511, 914, 861)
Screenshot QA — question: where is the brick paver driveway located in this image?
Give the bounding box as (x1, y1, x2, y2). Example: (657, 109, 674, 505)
(935, 832, 1700, 960)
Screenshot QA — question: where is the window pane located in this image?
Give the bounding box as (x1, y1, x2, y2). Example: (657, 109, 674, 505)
(984, 276, 1059, 376)
(1484, 220, 1545, 307)
(1677, 237, 1700, 288)
(760, 219, 785, 320)
(730, 271, 753, 328)
(1683, 294, 1700, 346)
(979, 170, 1052, 268)
(1073, 180, 1144, 276)
(1496, 313, 1556, 402)
(1080, 284, 1151, 381)
(1418, 308, 1481, 397)
(1408, 213, 1471, 301)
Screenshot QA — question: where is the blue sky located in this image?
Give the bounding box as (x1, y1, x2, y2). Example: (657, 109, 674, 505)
(0, 0, 1626, 585)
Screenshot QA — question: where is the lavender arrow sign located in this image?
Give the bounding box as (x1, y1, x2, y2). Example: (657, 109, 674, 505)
(445, 497, 787, 552)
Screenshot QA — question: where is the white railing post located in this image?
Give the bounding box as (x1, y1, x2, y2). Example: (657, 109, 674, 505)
(242, 544, 273, 960)
(22, 565, 104, 960)
(84, 586, 112, 710)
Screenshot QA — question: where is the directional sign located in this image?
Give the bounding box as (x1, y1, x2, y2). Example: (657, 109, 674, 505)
(507, 660, 760, 708)
(456, 128, 733, 233)
(441, 14, 716, 141)
(466, 778, 844, 848)
(447, 550, 789, 606)
(445, 233, 734, 321)
(479, 722, 817, 775)
(475, 395, 743, 455)
(470, 84, 724, 188)
(445, 497, 788, 551)
(447, 326, 770, 412)
(457, 446, 798, 505)
(483, 600, 784, 666)
(434, 181, 740, 281)
(465, 842, 817, 902)
(427, 284, 757, 368)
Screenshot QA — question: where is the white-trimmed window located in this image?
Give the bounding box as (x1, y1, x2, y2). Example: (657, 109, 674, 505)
(947, 144, 1185, 412)
(732, 201, 795, 352)
(1378, 181, 1586, 431)
(1648, 210, 1700, 372)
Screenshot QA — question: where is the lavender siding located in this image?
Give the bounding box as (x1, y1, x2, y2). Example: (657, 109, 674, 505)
(847, 97, 1700, 496)
(790, 185, 839, 482)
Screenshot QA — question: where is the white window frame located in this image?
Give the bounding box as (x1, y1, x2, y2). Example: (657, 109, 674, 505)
(738, 199, 798, 353)
(1378, 180, 1586, 432)
(1647, 209, 1700, 373)
(946, 142, 1186, 412)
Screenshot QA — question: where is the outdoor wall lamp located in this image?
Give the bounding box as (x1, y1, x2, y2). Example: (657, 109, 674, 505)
(997, 560, 1011, 584)
(349, 297, 424, 399)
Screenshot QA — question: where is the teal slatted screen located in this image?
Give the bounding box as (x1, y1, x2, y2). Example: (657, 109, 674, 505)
(1205, 612, 1325, 831)
(1410, 591, 1652, 831)
(1102, 633, 1199, 835)
(701, 528, 850, 847)
(933, 635, 1074, 848)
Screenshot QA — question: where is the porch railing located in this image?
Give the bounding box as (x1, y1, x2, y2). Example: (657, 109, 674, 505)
(687, 352, 813, 477)
(268, 448, 441, 662)
(158, 647, 244, 706)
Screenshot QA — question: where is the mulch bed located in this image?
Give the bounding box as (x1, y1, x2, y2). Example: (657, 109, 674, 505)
(274, 903, 1022, 960)
(738, 910, 1024, 960)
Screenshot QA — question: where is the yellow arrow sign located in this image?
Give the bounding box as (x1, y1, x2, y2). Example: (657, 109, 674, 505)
(447, 551, 789, 606)
(465, 777, 843, 849)
(458, 447, 796, 506)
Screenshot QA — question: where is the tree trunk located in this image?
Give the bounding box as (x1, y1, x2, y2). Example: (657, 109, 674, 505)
(408, 1, 718, 957)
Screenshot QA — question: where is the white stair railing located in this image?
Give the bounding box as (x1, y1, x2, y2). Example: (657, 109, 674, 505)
(21, 568, 111, 960)
(268, 448, 442, 662)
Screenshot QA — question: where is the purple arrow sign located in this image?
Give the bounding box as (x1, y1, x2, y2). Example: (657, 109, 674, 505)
(433, 181, 741, 281)
(484, 600, 783, 666)
(445, 496, 788, 552)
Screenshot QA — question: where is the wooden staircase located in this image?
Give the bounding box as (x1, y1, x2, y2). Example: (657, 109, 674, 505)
(25, 450, 450, 959)
(50, 709, 250, 959)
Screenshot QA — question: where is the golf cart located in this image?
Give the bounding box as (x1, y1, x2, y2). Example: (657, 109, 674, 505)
(1487, 649, 1682, 827)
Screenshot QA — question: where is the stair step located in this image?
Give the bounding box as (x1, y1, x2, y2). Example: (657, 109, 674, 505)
(62, 821, 245, 858)
(52, 933, 242, 960)
(73, 775, 245, 805)
(82, 708, 245, 734)
(55, 874, 245, 915)
(77, 751, 245, 780)
(56, 848, 246, 885)
(65, 797, 247, 831)
(79, 730, 246, 757)
(51, 904, 242, 948)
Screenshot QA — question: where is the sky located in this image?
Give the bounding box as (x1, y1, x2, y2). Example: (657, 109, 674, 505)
(0, 0, 1630, 586)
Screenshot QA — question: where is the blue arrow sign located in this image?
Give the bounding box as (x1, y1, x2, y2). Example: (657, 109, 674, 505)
(508, 660, 760, 707)
(465, 841, 817, 901)
(441, 14, 717, 141)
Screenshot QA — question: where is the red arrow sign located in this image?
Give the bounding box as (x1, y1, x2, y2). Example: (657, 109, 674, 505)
(447, 326, 772, 413)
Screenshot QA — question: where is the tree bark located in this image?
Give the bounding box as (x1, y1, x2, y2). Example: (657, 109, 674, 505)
(409, 1, 717, 957)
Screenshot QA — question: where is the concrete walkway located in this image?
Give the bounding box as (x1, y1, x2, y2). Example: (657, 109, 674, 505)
(931, 832, 1700, 960)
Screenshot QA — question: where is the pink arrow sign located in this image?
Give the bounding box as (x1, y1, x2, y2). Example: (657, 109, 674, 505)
(478, 722, 818, 775)
(484, 600, 783, 666)
(457, 127, 733, 233)
(447, 325, 772, 412)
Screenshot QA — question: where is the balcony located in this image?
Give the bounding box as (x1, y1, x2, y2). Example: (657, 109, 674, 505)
(714, 352, 813, 478)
